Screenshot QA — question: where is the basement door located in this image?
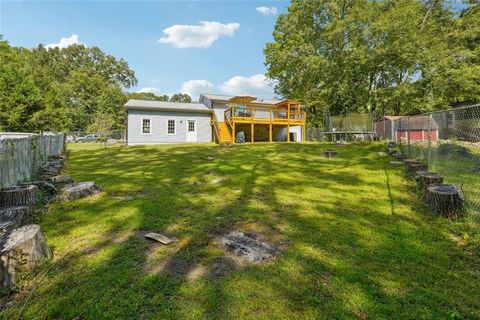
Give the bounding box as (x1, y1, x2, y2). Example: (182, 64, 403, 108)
(186, 120, 197, 142)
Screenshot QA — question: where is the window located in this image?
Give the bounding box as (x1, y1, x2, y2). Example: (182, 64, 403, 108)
(167, 119, 176, 135)
(142, 119, 151, 134)
(188, 120, 195, 132)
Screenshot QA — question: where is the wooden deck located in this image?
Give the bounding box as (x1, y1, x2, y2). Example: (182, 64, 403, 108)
(219, 101, 306, 144)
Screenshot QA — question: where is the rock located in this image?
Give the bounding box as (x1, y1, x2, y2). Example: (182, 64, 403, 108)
(48, 175, 73, 185)
(112, 195, 133, 201)
(0, 224, 52, 287)
(378, 152, 387, 156)
(0, 206, 28, 231)
(144, 232, 176, 245)
(390, 161, 403, 166)
(60, 182, 102, 201)
(219, 231, 282, 263)
(0, 221, 15, 233)
(206, 156, 215, 160)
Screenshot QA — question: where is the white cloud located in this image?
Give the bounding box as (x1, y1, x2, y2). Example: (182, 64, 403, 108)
(218, 74, 274, 98)
(255, 6, 278, 16)
(158, 21, 240, 48)
(45, 34, 82, 49)
(180, 80, 214, 100)
(138, 87, 160, 95)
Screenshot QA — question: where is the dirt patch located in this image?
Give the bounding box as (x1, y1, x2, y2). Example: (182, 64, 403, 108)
(216, 222, 286, 264)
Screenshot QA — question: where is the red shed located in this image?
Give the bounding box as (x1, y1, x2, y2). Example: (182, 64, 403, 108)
(375, 115, 439, 142)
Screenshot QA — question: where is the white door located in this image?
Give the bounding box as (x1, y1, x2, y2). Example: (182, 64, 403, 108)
(186, 120, 197, 142)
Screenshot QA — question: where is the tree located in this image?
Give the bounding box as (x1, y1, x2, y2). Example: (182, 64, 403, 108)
(264, 0, 476, 123)
(0, 38, 137, 132)
(170, 93, 192, 103)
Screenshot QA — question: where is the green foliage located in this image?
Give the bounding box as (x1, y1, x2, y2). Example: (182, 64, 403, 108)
(127, 92, 170, 102)
(0, 39, 136, 132)
(169, 93, 192, 103)
(265, 0, 480, 124)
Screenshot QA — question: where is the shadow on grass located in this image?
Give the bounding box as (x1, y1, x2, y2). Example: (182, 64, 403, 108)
(2, 143, 479, 319)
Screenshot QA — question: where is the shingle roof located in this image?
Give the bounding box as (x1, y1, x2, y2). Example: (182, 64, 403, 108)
(200, 93, 288, 106)
(124, 99, 212, 113)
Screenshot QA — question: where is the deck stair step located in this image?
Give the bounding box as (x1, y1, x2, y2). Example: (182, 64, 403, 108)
(217, 122, 233, 144)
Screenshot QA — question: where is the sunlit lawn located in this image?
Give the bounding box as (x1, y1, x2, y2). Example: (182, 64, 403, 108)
(1, 142, 479, 319)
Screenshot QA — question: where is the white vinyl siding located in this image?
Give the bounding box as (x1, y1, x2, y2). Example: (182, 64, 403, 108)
(127, 110, 212, 144)
(141, 118, 151, 134)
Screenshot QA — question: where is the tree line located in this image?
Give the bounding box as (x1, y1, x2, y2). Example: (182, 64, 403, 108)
(0, 38, 191, 133)
(264, 0, 480, 126)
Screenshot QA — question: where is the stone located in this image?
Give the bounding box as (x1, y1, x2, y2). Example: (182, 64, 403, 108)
(219, 231, 282, 263)
(60, 182, 102, 201)
(48, 175, 73, 185)
(378, 152, 387, 156)
(390, 161, 403, 166)
(144, 232, 176, 245)
(0, 224, 52, 287)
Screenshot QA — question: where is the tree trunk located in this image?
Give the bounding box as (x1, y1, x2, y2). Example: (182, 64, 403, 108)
(0, 186, 38, 222)
(0, 224, 52, 287)
(324, 150, 338, 158)
(417, 172, 444, 193)
(0, 206, 29, 231)
(409, 163, 428, 176)
(427, 184, 464, 218)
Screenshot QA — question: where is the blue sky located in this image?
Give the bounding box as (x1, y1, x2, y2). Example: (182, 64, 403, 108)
(0, 1, 469, 101)
(1, 0, 290, 100)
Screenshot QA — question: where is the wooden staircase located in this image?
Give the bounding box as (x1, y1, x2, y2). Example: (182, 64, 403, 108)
(217, 121, 232, 144)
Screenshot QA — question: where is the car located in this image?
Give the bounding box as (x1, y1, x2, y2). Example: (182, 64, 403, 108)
(76, 134, 100, 143)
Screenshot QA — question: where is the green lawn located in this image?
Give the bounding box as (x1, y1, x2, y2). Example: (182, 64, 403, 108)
(1, 142, 479, 319)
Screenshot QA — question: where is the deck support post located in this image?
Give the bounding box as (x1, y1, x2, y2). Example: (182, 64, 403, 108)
(287, 125, 290, 142)
(232, 122, 236, 144)
(302, 124, 305, 143)
(269, 124, 273, 143)
(251, 123, 254, 144)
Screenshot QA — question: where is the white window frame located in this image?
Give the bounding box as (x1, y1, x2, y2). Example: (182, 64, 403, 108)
(187, 119, 196, 133)
(141, 118, 152, 135)
(166, 119, 176, 135)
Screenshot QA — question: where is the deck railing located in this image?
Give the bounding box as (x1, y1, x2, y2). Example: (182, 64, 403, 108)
(224, 105, 305, 125)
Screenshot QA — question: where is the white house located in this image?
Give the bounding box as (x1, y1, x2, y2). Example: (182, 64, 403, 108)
(125, 94, 306, 145)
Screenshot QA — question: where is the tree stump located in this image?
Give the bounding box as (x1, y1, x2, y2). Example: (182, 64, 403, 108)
(403, 159, 421, 166)
(0, 224, 52, 287)
(408, 163, 428, 176)
(427, 184, 464, 218)
(417, 172, 444, 193)
(324, 150, 338, 158)
(0, 206, 28, 231)
(0, 186, 38, 222)
(60, 182, 102, 201)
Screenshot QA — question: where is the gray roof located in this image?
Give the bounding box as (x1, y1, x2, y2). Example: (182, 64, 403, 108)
(199, 93, 288, 106)
(124, 99, 212, 113)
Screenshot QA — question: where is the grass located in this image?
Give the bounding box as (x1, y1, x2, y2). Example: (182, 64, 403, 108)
(1, 142, 479, 319)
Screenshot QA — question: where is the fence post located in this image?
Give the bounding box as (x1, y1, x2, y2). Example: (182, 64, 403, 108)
(407, 116, 411, 158)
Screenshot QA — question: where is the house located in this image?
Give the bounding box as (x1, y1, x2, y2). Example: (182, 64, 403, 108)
(375, 115, 439, 142)
(125, 94, 306, 145)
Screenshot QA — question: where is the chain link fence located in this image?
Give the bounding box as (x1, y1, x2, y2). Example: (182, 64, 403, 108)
(0, 133, 65, 188)
(382, 104, 480, 219)
(66, 130, 125, 146)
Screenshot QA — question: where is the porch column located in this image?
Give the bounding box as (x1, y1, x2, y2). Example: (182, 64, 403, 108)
(251, 123, 254, 143)
(269, 124, 273, 143)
